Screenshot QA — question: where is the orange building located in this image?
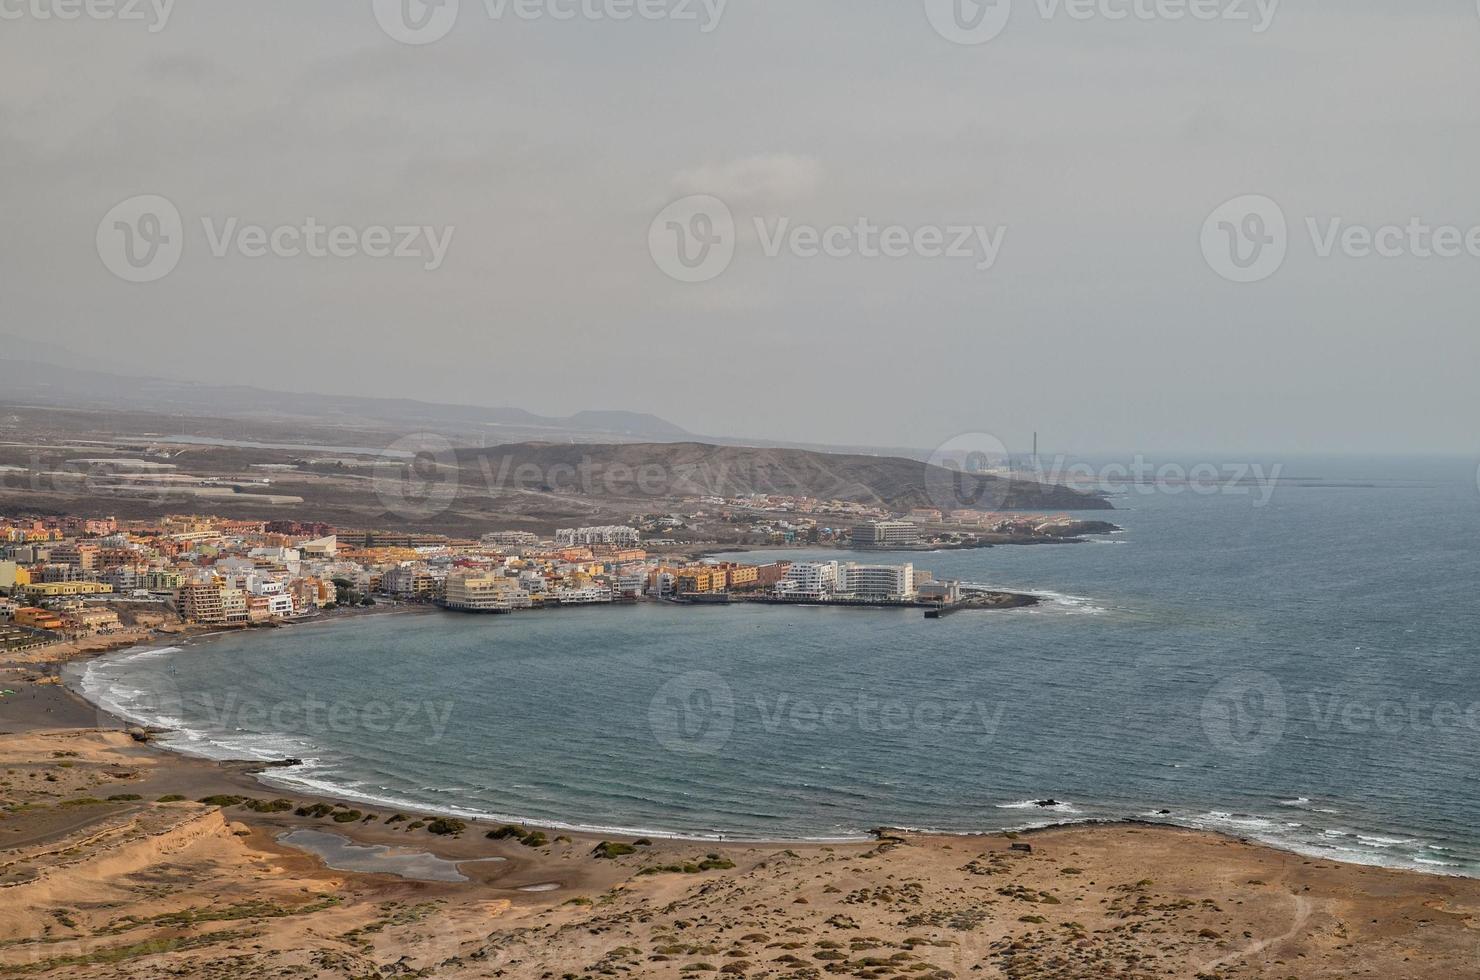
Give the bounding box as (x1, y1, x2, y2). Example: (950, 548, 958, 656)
(13, 607, 64, 631)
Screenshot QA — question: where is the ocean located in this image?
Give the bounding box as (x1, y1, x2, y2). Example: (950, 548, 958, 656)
(71, 455, 1480, 874)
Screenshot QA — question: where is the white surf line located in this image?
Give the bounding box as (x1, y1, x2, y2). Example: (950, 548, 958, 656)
(1193, 892, 1311, 976)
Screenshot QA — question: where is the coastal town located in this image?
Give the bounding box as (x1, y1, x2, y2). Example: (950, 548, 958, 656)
(0, 502, 1119, 645)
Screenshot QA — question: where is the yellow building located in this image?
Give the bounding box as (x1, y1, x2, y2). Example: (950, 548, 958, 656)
(21, 581, 113, 599)
(676, 566, 726, 594)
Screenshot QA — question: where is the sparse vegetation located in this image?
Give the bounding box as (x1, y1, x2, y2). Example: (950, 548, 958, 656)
(486, 824, 528, 840)
(295, 803, 334, 818)
(637, 856, 736, 876)
(197, 795, 246, 808)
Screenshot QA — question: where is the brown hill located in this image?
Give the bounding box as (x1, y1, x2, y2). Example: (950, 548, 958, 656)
(450, 442, 1110, 512)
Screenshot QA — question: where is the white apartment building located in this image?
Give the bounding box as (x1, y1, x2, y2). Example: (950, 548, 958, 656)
(779, 561, 840, 599)
(840, 563, 916, 600)
(551, 585, 613, 605)
(264, 593, 295, 618)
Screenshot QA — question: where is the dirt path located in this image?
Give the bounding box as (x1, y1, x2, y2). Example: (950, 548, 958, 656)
(1196, 892, 1313, 974)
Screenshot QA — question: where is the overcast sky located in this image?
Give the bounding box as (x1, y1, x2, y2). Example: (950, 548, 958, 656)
(3, 0, 1478, 456)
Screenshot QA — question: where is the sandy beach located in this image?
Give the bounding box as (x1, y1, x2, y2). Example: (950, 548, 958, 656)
(0, 654, 1477, 980)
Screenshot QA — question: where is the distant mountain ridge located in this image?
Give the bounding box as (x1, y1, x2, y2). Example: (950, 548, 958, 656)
(0, 355, 693, 443)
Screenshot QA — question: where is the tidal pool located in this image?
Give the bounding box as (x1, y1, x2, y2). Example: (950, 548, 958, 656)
(277, 829, 469, 882)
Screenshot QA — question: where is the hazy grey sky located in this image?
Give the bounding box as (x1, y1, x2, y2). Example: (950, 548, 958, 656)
(3, 0, 1478, 455)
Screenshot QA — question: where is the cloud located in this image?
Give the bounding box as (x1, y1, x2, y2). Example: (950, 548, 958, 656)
(671, 154, 823, 207)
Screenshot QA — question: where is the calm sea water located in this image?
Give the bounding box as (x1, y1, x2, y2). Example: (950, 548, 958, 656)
(74, 456, 1480, 874)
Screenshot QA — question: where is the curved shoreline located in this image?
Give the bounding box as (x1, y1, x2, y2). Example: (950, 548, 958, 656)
(6, 723, 1475, 980)
(56, 630, 1477, 879)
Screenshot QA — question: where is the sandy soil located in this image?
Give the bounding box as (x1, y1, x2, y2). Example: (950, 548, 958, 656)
(2, 673, 1479, 978)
